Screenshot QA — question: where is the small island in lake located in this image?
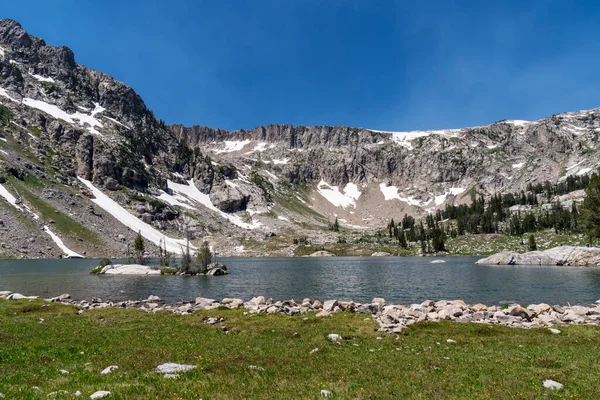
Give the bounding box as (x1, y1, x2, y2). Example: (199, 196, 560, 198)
(91, 235, 228, 276)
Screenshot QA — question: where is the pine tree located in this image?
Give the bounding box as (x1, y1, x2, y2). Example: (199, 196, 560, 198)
(134, 231, 145, 265)
(196, 241, 212, 273)
(398, 229, 407, 248)
(580, 173, 600, 243)
(528, 234, 537, 251)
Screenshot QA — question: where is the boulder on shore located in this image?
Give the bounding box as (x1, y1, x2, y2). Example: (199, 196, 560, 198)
(476, 246, 600, 266)
(308, 251, 335, 257)
(371, 252, 391, 257)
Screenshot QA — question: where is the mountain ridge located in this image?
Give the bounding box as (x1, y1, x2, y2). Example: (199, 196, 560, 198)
(0, 18, 598, 259)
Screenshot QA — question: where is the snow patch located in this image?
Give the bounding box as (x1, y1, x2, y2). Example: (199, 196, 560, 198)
(317, 181, 361, 208)
(0, 183, 81, 257)
(0, 87, 18, 102)
(264, 170, 279, 181)
(379, 184, 423, 207)
(43, 225, 83, 258)
(31, 74, 55, 83)
(0, 183, 22, 211)
(277, 216, 290, 222)
(369, 128, 461, 150)
(505, 120, 530, 127)
(0, 149, 8, 156)
(566, 160, 584, 171)
(102, 115, 130, 129)
(214, 140, 251, 154)
(577, 168, 592, 176)
(512, 162, 524, 169)
(249, 142, 268, 153)
(272, 158, 289, 165)
(486, 144, 498, 149)
(78, 177, 190, 253)
(22, 99, 105, 135)
(159, 179, 262, 230)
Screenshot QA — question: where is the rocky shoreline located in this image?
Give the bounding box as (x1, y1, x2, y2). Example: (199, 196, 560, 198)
(3, 291, 600, 334)
(476, 245, 600, 266)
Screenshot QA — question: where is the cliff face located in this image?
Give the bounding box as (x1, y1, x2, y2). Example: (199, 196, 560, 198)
(170, 110, 600, 196)
(0, 18, 599, 259)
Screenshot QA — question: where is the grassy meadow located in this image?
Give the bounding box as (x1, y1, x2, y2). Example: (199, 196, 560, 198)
(1, 299, 599, 399)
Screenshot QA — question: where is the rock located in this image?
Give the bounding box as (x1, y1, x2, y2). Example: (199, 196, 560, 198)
(532, 303, 552, 314)
(155, 363, 197, 373)
(195, 297, 217, 305)
(248, 365, 265, 371)
(140, 213, 153, 223)
(321, 389, 332, 397)
(327, 333, 342, 342)
(430, 259, 446, 264)
(100, 365, 118, 375)
(74, 391, 81, 397)
(548, 328, 561, 334)
(147, 295, 161, 302)
(313, 300, 323, 309)
(542, 379, 563, 390)
(7, 293, 38, 300)
(316, 310, 331, 317)
(310, 347, 320, 354)
(371, 252, 391, 257)
(59, 369, 70, 375)
(90, 391, 112, 399)
(0, 290, 12, 298)
(104, 177, 121, 191)
(476, 246, 600, 266)
(372, 297, 386, 306)
(100, 264, 161, 275)
(446, 339, 456, 344)
(309, 251, 335, 257)
(50, 293, 71, 302)
(509, 306, 532, 321)
(323, 300, 338, 312)
(470, 303, 488, 312)
(248, 296, 266, 305)
(163, 373, 179, 379)
(206, 267, 227, 276)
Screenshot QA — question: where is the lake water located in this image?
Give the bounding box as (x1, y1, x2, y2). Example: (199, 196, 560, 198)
(1, 257, 600, 305)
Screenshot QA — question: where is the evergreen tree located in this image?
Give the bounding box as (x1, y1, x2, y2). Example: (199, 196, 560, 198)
(134, 231, 145, 265)
(398, 229, 407, 248)
(196, 241, 212, 273)
(528, 234, 537, 251)
(580, 173, 600, 242)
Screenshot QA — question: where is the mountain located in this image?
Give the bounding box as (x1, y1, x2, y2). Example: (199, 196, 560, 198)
(0, 18, 598, 259)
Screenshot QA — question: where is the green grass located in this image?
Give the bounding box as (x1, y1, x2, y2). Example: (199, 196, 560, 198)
(446, 230, 586, 256)
(1, 299, 600, 399)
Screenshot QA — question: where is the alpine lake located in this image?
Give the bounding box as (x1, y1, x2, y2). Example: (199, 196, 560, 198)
(2, 256, 600, 305)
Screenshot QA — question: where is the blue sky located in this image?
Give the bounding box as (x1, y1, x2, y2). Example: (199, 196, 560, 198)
(3, 1, 600, 131)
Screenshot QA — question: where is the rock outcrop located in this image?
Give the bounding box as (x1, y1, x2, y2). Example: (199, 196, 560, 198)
(476, 246, 600, 266)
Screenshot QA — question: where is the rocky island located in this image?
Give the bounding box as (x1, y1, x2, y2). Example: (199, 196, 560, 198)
(476, 245, 600, 266)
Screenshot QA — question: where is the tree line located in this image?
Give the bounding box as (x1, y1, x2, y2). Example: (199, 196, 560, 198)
(385, 172, 600, 252)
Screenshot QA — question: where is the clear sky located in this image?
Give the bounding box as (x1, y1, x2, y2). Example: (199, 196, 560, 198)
(3, 1, 600, 131)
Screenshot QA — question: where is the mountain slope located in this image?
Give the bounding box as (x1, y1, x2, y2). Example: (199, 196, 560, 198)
(0, 18, 598, 259)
